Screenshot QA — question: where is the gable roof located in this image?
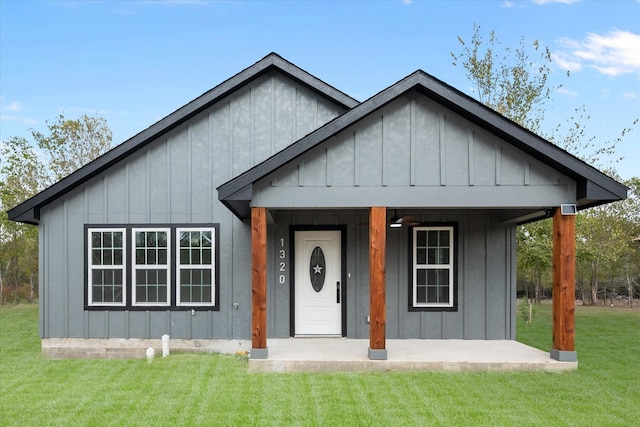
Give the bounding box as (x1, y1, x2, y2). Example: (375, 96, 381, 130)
(218, 70, 627, 220)
(8, 53, 359, 224)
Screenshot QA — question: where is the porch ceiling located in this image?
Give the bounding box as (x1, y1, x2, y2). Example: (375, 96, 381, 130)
(247, 338, 577, 373)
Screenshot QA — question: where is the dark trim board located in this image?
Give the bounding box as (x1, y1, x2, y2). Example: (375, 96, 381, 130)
(289, 225, 347, 337)
(83, 223, 220, 311)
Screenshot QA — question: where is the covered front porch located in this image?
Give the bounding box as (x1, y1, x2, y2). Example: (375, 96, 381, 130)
(248, 338, 577, 373)
(249, 206, 578, 364)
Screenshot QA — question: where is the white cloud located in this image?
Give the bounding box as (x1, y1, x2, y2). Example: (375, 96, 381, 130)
(622, 92, 638, 99)
(4, 101, 24, 112)
(555, 30, 640, 76)
(552, 51, 582, 72)
(556, 86, 579, 97)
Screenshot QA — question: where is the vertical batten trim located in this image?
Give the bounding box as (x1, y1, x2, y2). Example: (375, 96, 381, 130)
(524, 161, 530, 186)
(354, 131, 360, 187)
(439, 112, 446, 186)
(382, 115, 388, 186)
(293, 88, 298, 141)
(187, 125, 193, 222)
(165, 139, 171, 221)
(124, 163, 130, 222)
(468, 129, 475, 186)
(103, 176, 108, 223)
(145, 150, 150, 221)
(410, 98, 416, 186)
(270, 75, 276, 155)
(250, 87, 255, 166)
(63, 200, 69, 336)
(326, 146, 332, 187)
(495, 145, 502, 186)
(208, 112, 214, 220)
(298, 162, 304, 187)
(228, 101, 234, 178)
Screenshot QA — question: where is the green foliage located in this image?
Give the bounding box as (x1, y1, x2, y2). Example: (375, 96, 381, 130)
(0, 113, 112, 303)
(2, 304, 639, 426)
(450, 23, 554, 133)
(519, 298, 536, 324)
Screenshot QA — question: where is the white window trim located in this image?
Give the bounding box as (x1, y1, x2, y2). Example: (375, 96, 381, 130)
(132, 228, 171, 307)
(412, 226, 454, 308)
(87, 228, 127, 307)
(176, 227, 216, 307)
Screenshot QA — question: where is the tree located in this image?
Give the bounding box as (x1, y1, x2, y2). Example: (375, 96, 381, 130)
(451, 25, 638, 306)
(450, 23, 554, 134)
(32, 113, 112, 185)
(0, 113, 112, 303)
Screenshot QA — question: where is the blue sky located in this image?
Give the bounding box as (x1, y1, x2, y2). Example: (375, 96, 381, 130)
(1, 0, 639, 179)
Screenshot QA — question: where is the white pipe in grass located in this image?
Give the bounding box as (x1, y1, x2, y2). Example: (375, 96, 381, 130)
(162, 334, 170, 357)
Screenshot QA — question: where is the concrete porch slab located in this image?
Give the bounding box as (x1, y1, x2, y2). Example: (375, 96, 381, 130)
(248, 339, 578, 373)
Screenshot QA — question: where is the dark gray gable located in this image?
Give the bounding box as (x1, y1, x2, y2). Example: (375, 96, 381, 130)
(218, 70, 627, 220)
(8, 53, 359, 224)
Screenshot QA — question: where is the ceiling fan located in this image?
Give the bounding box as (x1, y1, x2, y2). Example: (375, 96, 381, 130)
(388, 210, 420, 228)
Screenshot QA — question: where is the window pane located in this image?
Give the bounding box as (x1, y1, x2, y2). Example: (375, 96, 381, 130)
(92, 249, 102, 265)
(158, 249, 167, 265)
(202, 231, 212, 247)
(136, 232, 145, 248)
(428, 248, 436, 264)
(104, 232, 113, 248)
(427, 231, 438, 246)
(440, 231, 449, 246)
(440, 249, 449, 265)
(92, 270, 103, 285)
(158, 286, 167, 302)
(191, 249, 201, 265)
(181, 285, 191, 303)
(158, 269, 167, 284)
(202, 249, 212, 265)
(104, 286, 113, 302)
(417, 248, 426, 265)
(92, 232, 101, 248)
(147, 249, 156, 265)
(416, 269, 426, 286)
(103, 250, 112, 265)
(114, 270, 122, 285)
(180, 269, 190, 285)
(202, 286, 211, 302)
(158, 232, 167, 247)
(113, 249, 123, 265)
(136, 249, 145, 265)
(191, 232, 200, 247)
(416, 286, 426, 303)
(136, 270, 146, 285)
(136, 286, 146, 302)
(203, 269, 212, 285)
(427, 269, 436, 285)
(439, 287, 450, 304)
(427, 287, 437, 303)
(113, 232, 123, 248)
(180, 249, 190, 265)
(180, 232, 189, 247)
(92, 285, 103, 302)
(146, 232, 156, 247)
(417, 231, 426, 247)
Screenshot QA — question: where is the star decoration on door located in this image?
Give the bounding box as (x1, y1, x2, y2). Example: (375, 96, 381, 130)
(313, 264, 323, 274)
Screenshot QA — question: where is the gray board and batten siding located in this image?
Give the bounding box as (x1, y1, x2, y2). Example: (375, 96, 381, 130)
(36, 69, 348, 340)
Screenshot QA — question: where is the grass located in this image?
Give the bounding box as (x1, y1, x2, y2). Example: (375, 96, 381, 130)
(1, 304, 639, 426)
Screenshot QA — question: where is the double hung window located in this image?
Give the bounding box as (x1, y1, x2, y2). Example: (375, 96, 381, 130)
(411, 225, 456, 310)
(88, 228, 126, 306)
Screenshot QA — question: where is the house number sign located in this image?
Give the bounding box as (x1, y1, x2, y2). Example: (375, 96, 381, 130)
(279, 237, 286, 285)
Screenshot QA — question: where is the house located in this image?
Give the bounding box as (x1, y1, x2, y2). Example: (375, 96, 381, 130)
(8, 53, 626, 363)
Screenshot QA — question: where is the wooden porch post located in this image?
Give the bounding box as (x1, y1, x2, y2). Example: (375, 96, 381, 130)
(551, 207, 577, 362)
(369, 206, 387, 360)
(251, 207, 268, 359)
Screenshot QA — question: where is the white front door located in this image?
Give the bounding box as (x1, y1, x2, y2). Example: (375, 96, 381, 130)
(294, 230, 342, 336)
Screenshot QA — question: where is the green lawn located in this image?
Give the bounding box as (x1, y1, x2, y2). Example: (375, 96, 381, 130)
(1, 304, 639, 426)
